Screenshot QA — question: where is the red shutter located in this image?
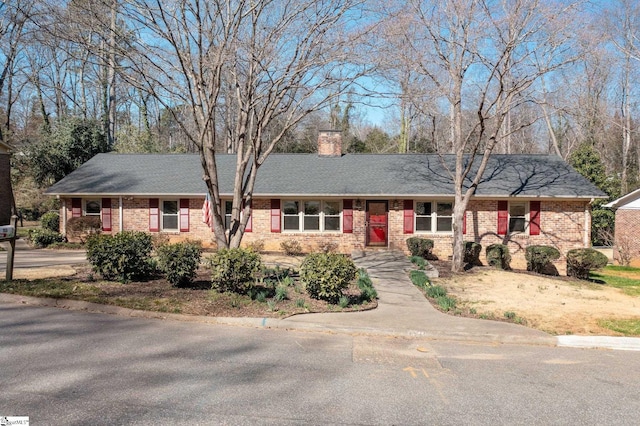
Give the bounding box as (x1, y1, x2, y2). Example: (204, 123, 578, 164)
(102, 198, 112, 231)
(270, 199, 281, 233)
(245, 200, 252, 233)
(403, 200, 414, 234)
(529, 201, 541, 236)
(71, 198, 82, 218)
(180, 198, 190, 232)
(149, 198, 159, 232)
(497, 201, 508, 235)
(343, 199, 353, 233)
(462, 210, 467, 235)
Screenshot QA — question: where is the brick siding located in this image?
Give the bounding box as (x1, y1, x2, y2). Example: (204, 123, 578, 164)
(60, 196, 591, 274)
(613, 209, 640, 266)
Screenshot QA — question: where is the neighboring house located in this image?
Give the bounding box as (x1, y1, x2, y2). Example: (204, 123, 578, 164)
(46, 131, 606, 272)
(0, 141, 15, 225)
(604, 188, 640, 267)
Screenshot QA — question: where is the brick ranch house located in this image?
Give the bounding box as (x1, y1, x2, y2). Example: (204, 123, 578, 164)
(605, 188, 640, 267)
(46, 131, 606, 272)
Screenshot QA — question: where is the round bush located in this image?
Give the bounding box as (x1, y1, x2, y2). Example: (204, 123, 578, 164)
(406, 237, 436, 259)
(208, 248, 262, 293)
(300, 253, 356, 303)
(28, 228, 65, 248)
(40, 211, 60, 233)
(566, 248, 608, 280)
(486, 244, 511, 270)
(156, 241, 203, 286)
(464, 241, 482, 266)
(86, 231, 155, 282)
(525, 245, 560, 275)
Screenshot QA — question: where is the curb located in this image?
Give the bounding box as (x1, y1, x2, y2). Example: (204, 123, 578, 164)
(3, 293, 639, 351)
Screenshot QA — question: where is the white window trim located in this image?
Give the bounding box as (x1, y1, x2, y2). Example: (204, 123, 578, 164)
(414, 200, 454, 234)
(161, 199, 179, 231)
(508, 201, 530, 235)
(222, 199, 249, 231)
(282, 199, 342, 233)
(84, 199, 101, 216)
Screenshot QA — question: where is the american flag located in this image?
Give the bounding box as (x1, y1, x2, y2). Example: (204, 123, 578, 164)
(202, 193, 211, 227)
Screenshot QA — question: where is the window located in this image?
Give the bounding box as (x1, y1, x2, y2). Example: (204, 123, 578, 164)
(224, 200, 233, 230)
(509, 202, 526, 233)
(414, 201, 453, 233)
(85, 199, 101, 216)
(162, 200, 179, 231)
(282, 200, 341, 232)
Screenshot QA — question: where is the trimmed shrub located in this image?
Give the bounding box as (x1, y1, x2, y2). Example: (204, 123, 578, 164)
(525, 245, 560, 275)
(566, 248, 608, 280)
(66, 216, 102, 243)
(464, 242, 482, 266)
(281, 239, 303, 256)
(86, 231, 155, 283)
(156, 241, 203, 286)
(40, 211, 60, 233)
(406, 237, 436, 260)
(486, 244, 511, 270)
(208, 248, 262, 293)
(28, 229, 65, 248)
(300, 253, 356, 303)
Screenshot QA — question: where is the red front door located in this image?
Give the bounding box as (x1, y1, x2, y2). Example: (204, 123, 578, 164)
(366, 201, 388, 246)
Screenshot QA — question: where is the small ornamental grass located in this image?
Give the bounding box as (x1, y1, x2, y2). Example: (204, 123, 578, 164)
(300, 253, 356, 303)
(356, 269, 378, 302)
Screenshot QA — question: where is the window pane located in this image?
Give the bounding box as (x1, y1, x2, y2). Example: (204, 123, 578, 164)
(304, 216, 320, 230)
(283, 201, 298, 215)
(436, 202, 453, 216)
(225, 215, 232, 230)
(324, 201, 340, 215)
(437, 217, 452, 232)
(304, 201, 320, 215)
(163, 200, 178, 214)
(416, 202, 432, 216)
(510, 203, 525, 217)
(284, 216, 299, 230)
(416, 217, 432, 231)
(509, 218, 525, 233)
(225, 201, 233, 215)
(324, 216, 340, 231)
(86, 200, 101, 215)
(163, 216, 178, 230)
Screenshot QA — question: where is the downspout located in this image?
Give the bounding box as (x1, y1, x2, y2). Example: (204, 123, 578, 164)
(119, 196, 123, 232)
(60, 196, 66, 235)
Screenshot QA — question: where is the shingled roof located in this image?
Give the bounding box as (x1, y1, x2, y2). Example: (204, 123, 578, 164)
(45, 153, 606, 199)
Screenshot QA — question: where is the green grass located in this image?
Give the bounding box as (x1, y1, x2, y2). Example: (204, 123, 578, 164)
(590, 265, 640, 297)
(0, 279, 102, 299)
(598, 319, 640, 336)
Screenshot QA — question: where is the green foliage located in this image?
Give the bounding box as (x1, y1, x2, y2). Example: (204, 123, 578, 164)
(27, 229, 65, 248)
(591, 208, 615, 246)
(156, 241, 203, 286)
(208, 248, 262, 293)
(66, 216, 103, 242)
(436, 296, 456, 311)
(504, 311, 516, 320)
(409, 270, 430, 289)
(566, 248, 608, 280)
(86, 231, 155, 283)
(275, 285, 289, 301)
(410, 256, 426, 270)
(597, 319, 640, 336)
(406, 237, 436, 259)
(281, 239, 303, 256)
(426, 285, 447, 298)
(300, 253, 356, 302)
(338, 295, 350, 308)
(464, 242, 482, 266)
(40, 211, 60, 232)
(356, 269, 378, 302)
(30, 117, 109, 186)
(486, 244, 511, 270)
(525, 245, 560, 275)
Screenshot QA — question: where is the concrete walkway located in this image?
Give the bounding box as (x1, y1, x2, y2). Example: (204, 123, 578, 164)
(272, 251, 557, 346)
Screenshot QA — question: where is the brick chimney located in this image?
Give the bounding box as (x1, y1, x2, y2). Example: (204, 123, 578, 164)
(317, 130, 342, 157)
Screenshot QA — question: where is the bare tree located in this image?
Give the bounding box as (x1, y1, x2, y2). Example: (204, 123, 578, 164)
(381, 0, 581, 272)
(97, 0, 369, 248)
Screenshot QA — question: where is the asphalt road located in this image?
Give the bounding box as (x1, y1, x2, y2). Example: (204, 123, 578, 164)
(1, 304, 639, 425)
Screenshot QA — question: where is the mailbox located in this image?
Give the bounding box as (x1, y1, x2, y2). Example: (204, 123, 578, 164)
(0, 225, 15, 239)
